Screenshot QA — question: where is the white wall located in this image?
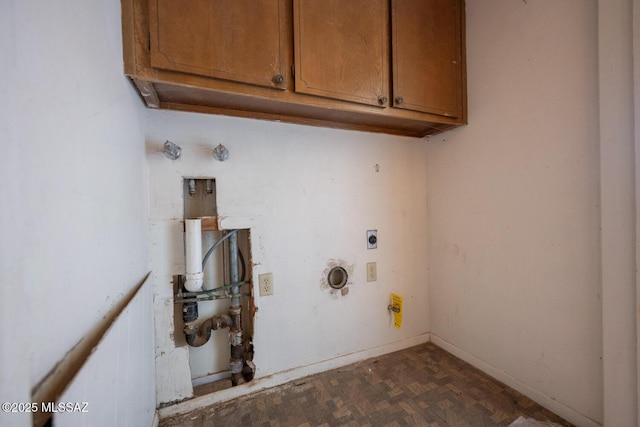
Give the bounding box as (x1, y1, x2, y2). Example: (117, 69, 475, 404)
(55, 280, 155, 427)
(0, 1, 154, 426)
(636, 0, 640, 420)
(146, 111, 430, 404)
(425, 1, 602, 426)
(599, 0, 639, 425)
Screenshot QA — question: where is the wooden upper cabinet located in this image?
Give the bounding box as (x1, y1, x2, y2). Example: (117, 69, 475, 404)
(392, 0, 463, 118)
(293, 0, 389, 107)
(122, 0, 466, 137)
(149, 0, 288, 89)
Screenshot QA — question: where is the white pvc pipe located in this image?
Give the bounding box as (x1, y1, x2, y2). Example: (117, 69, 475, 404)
(184, 219, 204, 292)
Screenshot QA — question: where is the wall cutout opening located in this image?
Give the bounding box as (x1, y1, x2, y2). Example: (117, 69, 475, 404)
(176, 178, 255, 396)
(328, 266, 348, 289)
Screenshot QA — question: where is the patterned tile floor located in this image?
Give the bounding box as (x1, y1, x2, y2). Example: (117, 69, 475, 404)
(159, 342, 572, 427)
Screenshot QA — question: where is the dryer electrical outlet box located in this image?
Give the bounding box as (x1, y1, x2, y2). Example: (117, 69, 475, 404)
(367, 230, 378, 249)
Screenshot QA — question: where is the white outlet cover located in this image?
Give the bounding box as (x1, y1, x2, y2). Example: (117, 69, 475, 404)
(259, 272, 274, 296)
(367, 262, 377, 282)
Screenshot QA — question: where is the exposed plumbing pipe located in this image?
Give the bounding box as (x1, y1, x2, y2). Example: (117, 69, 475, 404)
(202, 229, 237, 270)
(184, 219, 204, 292)
(229, 232, 240, 306)
(228, 231, 244, 386)
(180, 228, 254, 385)
(184, 314, 232, 347)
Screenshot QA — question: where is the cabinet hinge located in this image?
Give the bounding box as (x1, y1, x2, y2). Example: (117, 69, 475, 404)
(291, 64, 295, 78)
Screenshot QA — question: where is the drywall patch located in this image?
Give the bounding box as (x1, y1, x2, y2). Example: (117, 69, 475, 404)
(321, 259, 355, 297)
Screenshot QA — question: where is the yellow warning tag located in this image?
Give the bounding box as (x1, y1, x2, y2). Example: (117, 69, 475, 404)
(391, 293, 403, 329)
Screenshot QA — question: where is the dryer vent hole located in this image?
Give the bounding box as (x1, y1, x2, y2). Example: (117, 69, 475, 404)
(328, 266, 348, 289)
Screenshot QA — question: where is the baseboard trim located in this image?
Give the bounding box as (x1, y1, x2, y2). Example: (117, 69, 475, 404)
(158, 333, 430, 419)
(430, 334, 602, 427)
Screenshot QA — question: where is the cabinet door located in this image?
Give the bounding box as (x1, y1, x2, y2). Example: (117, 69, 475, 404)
(149, 0, 287, 89)
(392, 0, 463, 118)
(293, 0, 389, 107)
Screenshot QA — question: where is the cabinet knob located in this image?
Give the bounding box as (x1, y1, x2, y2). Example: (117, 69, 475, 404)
(378, 96, 388, 105)
(273, 74, 285, 85)
(395, 96, 404, 105)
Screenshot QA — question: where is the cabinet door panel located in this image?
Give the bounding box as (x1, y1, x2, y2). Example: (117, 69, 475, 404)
(392, 0, 463, 117)
(294, 0, 389, 107)
(150, 0, 287, 89)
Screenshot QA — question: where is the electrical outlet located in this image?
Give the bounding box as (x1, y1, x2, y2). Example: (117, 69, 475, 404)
(258, 273, 274, 296)
(367, 262, 377, 282)
(367, 230, 378, 249)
